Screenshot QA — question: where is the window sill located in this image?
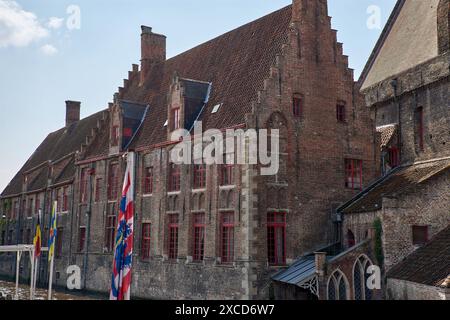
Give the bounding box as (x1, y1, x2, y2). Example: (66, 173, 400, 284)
(167, 191, 181, 196)
(219, 185, 236, 190)
(142, 194, 153, 198)
(192, 188, 206, 193)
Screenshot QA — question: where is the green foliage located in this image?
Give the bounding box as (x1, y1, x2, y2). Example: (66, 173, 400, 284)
(373, 218, 384, 267)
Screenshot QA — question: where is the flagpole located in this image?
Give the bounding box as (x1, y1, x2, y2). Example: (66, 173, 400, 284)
(48, 201, 57, 300)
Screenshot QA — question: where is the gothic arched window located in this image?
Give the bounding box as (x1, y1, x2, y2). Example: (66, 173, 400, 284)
(327, 270, 349, 300)
(353, 255, 373, 300)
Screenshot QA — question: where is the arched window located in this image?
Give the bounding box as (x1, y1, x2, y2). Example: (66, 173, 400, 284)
(327, 270, 349, 300)
(353, 255, 373, 300)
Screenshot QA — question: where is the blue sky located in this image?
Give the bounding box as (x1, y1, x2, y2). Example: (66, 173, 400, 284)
(0, 0, 396, 192)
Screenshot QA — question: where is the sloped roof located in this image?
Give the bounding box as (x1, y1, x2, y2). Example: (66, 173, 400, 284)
(340, 158, 450, 214)
(119, 5, 293, 150)
(377, 124, 397, 148)
(360, 0, 441, 90)
(1, 111, 106, 197)
(387, 225, 450, 288)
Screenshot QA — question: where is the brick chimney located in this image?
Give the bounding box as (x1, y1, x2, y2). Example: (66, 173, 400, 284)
(140, 26, 166, 85)
(65, 100, 81, 127)
(292, 0, 328, 22)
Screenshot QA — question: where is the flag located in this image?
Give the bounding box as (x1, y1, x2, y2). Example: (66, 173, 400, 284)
(33, 211, 42, 258)
(110, 152, 135, 300)
(48, 202, 57, 262)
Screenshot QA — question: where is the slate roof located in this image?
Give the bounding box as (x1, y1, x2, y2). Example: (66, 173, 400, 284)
(387, 225, 450, 288)
(360, 0, 441, 90)
(339, 158, 450, 214)
(122, 5, 292, 150)
(1, 111, 106, 197)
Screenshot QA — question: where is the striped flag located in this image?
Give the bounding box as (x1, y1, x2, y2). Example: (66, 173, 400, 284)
(110, 152, 135, 300)
(33, 211, 42, 258)
(48, 202, 57, 262)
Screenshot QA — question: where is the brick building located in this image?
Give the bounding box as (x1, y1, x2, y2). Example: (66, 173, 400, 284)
(273, 0, 449, 300)
(0, 1, 379, 299)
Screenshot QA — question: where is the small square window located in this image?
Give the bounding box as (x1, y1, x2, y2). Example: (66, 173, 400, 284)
(412, 226, 428, 246)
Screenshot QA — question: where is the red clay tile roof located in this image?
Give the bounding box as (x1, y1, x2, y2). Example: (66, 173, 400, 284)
(122, 5, 292, 150)
(387, 225, 450, 288)
(340, 158, 450, 214)
(1, 111, 106, 197)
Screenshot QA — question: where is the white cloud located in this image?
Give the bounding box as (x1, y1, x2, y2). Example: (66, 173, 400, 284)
(47, 17, 64, 29)
(40, 44, 57, 56)
(0, 0, 49, 48)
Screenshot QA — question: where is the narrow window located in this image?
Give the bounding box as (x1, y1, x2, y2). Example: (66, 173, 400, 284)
(221, 212, 235, 264)
(267, 212, 286, 265)
(414, 107, 424, 151)
(62, 186, 69, 212)
(293, 96, 302, 118)
(105, 215, 117, 252)
(171, 108, 180, 131)
(192, 213, 205, 262)
(143, 167, 153, 194)
(8, 230, 13, 245)
(193, 164, 206, 189)
(1, 231, 5, 246)
(220, 164, 234, 186)
(95, 178, 102, 202)
(141, 223, 151, 260)
(35, 198, 41, 215)
(388, 147, 400, 168)
(168, 214, 179, 260)
(27, 198, 33, 217)
(56, 227, 63, 258)
(80, 168, 88, 204)
(347, 229, 356, 248)
(111, 125, 119, 146)
(345, 159, 363, 190)
(78, 227, 86, 252)
(336, 103, 346, 122)
(108, 163, 119, 200)
(412, 226, 428, 246)
(168, 164, 181, 192)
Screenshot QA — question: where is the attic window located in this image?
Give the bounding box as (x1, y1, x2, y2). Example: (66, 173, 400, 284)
(211, 103, 222, 114)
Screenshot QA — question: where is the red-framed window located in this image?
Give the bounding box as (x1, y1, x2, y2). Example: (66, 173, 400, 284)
(105, 215, 116, 252)
(168, 164, 181, 192)
(95, 178, 102, 202)
(78, 227, 86, 252)
(267, 212, 286, 266)
(345, 159, 363, 190)
(415, 107, 424, 151)
(293, 96, 302, 118)
(347, 229, 356, 248)
(171, 108, 180, 131)
(62, 187, 69, 212)
(111, 125, 119, 146)
(141, 223, 151, 260)
(80, 168, 88, 204)
(193, 164, 206, 189)
(143, 167, 153, 194)
(220, 164, 234, 186)
(108, 163, 119, 200)
(56, 227, 63, 258)
(192, 213, 206, 261)
(388, 147, 400, 168)
(336, 103, 346, 122)
(168, 214, 179, 260)
(412, 226, 428, 246)
(220, 212, 235, 264)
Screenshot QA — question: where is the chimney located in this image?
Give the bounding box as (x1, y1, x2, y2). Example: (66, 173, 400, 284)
(140, 26, 166, 85)
(65, 100, 81, 127)
(292, 0, 328, 23)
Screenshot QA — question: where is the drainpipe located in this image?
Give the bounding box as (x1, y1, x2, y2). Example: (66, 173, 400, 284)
(390, 79, 402, 164)
(83, 164, 95, 290)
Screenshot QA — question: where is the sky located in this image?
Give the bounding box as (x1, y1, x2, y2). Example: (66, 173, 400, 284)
(0, 0, 396, 192)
